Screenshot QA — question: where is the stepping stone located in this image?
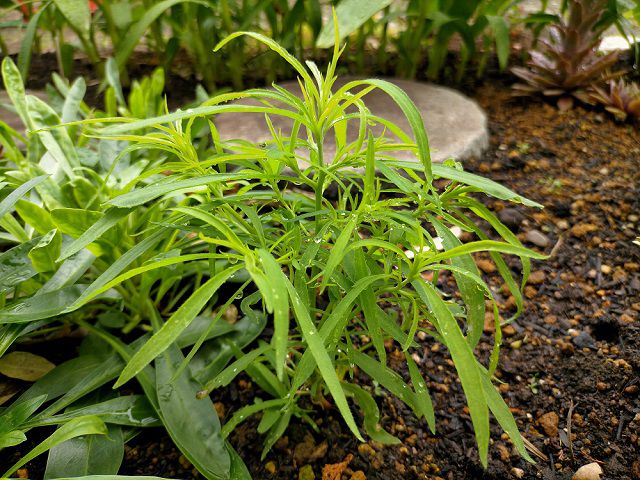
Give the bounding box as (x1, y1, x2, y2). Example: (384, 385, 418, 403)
(214, 76, 489, 166)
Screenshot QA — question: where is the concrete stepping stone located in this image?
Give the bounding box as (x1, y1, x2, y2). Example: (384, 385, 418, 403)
(214, 76, 489, 166)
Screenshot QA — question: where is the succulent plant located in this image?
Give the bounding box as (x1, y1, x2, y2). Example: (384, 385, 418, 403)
(512, 0, 623, 110)
(590, 79, 640, 121)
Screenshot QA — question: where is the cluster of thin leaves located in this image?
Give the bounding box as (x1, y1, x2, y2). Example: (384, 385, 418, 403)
(1, 27, 543, 479)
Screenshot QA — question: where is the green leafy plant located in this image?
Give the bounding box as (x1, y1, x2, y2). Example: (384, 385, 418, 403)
(318, 0, 518, 81)
(1, 24, 543, 478)
(589, 78, 640, 120)
(512, 0, 624, 109)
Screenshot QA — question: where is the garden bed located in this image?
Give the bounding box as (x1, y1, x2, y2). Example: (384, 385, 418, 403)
(6, 77, 636, 480)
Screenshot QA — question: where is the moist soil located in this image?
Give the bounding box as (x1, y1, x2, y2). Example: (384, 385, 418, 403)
(3, 71, 639, 479)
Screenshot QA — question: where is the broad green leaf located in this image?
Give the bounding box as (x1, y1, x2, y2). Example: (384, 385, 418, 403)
(156, 344, 231, 479)
(0, 430, 27, 448)
(1, 57, 31, 129)
(61, 77, 87, 123)
(44, 424, 124, 478)
(16, 199, 56, 234)
(0, 175, 49, 220)
(342, 383, 400, 444)
(116, 265, 243, 387)
(53, 0, 91, 37)
(0, 285, 116, 324)
(27, 95, 81, 178)
(0, 351, 55, 381)
(486, 15, 510, 70)
(2, 416, 107, 478)
(28, 228, 62, 272)
(317, 0, 393, 47)
(0, 237, 38, 293)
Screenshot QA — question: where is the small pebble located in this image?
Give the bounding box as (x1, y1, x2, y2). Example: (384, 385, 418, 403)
(538, 411, 559, 437)
(511, 467, 525, 478)
(526, 229, 550, 247)
(572, 331, 597, 350)
(572, 462, 603, 480)
(499, 208, 524, 230)
(265, 461, 277, 475)
(600, 265, 612, 275)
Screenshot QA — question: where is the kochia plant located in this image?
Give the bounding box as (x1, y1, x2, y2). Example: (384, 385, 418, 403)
(1, 28, 541, 479)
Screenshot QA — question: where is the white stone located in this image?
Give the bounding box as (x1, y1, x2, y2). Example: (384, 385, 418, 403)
(214, 76, 489, 168)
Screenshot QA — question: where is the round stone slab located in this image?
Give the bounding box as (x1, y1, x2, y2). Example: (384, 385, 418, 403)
(214, 76, 489, 165)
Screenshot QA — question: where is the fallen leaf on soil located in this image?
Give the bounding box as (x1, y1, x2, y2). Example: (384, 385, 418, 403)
(0, 351, 55, 381)
(572, 462, 603, 480)
(322, 454, 353, 480)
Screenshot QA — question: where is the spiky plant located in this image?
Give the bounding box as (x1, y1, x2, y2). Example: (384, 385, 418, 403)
(512, 0, 623, 110)
(590, 78, 640, 121)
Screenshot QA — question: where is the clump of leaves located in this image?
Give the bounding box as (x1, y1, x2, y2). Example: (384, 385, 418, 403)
(512, 0, 623, 110)
(1, 23, 543, 479)
(589, 78, 640, 121)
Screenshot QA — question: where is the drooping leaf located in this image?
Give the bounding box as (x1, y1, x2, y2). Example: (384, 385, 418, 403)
(0, 351, 55, 381)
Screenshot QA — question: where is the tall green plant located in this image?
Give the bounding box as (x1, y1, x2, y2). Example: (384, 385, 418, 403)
(1, 25, 541, 479)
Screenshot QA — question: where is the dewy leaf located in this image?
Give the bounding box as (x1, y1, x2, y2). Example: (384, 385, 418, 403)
(0, 351, 56, 381)
(116, 264, 243, 387)
(0, 237, 39, 293)
(156, 344, 231, 479)
(255, 249, 289, 380)
(316, 0, 393, 48)
(283, 278, 363, 441)
(44, 424, 124, 478)
(2, 416, 107, 478)
(412, 279, 490, 467)
(0, 175, 49, 220)
(58, 208, 131, 261)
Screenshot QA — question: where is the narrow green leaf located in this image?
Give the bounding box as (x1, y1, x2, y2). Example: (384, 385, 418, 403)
(116, 265, 242, 387)
(284, 278, 363, 441)
(412, 279, 490, 467)
(256, 249, 289, 380)
(156, 344, 231, 479)
(0, 175, 49, 220)
(2, 416, 107, 478)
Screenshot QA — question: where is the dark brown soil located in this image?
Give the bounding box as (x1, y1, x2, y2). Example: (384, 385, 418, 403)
(3, 72, 639, 479)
